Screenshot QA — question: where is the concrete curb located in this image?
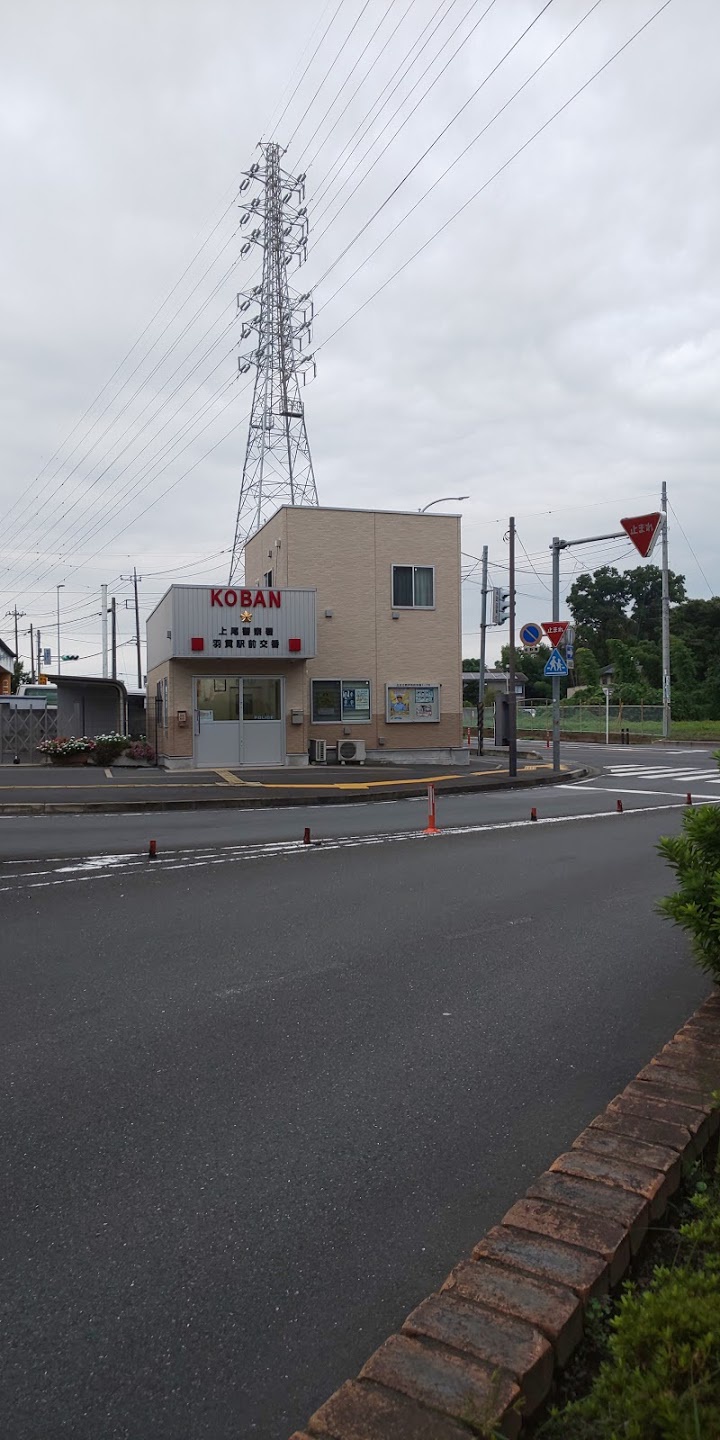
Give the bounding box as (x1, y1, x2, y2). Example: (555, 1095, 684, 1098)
(0, 767, 594, 817)
(290, 993, 720, 1440)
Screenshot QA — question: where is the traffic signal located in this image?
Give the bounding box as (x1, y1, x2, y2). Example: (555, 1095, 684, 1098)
(492, 586, 510, 625)
(61, 654, 79, 661)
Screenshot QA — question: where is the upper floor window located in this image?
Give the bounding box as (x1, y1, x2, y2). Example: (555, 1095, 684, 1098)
(263, 570, 273, 588)
(392, 565, 434, 608)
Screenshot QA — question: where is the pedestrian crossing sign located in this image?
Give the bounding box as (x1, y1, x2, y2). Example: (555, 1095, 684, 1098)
(544, 647, 569, 677)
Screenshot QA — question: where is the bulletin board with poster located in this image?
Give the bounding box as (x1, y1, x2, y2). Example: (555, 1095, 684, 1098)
(385, 683, 440, 722)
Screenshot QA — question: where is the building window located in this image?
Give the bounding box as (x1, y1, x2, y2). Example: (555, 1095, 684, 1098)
(386, 684, 440, 722)
(311, 680, 371, 723)
(392, 565, 434, 608)
(263, 570, 273, 587)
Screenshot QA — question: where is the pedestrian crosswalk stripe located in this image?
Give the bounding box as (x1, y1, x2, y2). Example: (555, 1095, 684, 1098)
(606, 765, 719, 781)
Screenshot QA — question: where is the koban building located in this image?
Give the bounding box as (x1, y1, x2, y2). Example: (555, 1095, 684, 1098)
(145, 505, 466, 769)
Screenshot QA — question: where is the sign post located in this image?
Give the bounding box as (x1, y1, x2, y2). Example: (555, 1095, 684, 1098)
(660, 484, 671, 740)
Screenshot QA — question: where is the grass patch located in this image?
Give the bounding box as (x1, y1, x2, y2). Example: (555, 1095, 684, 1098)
(534, 1152, 720, 1439)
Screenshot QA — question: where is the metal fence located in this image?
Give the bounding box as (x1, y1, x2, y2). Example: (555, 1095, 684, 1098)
(464, 702, 666, 739)
(516, 703, 664, 738)
(0, 704, 57, 764)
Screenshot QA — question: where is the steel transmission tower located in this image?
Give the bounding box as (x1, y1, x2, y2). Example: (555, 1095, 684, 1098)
(229, 143, 318, 582)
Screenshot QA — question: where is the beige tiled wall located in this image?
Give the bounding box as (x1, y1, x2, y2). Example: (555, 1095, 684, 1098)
(246, 507, 462, 751)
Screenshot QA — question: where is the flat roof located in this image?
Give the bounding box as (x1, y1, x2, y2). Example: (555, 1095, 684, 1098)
(254, 503, 462, 534)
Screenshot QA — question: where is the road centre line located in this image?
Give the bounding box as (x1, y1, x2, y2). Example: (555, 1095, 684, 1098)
(0, 799, 711, 894)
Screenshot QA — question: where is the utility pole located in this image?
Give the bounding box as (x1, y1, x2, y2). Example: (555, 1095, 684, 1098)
(551, 537, 562, 773)
(111, 598, 117, 680)
(36, 629, 42, 681)
(229, 142, 318, 582)
(5, 606, 26, 667)
(121, 568, 143, 689)
(29, 624, 35, 682)
(508, 517, 517, 779)
(101, 584, 108, 679)
(478, 545, 489, 756)
(661, 481, 671, 739)
(56, 584, 65, 675)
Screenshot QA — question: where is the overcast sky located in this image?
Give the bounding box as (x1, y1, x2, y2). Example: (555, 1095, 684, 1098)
(1, 0, 718, 682)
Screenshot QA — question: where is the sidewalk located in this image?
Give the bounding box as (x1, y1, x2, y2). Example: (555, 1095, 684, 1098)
(0, 751, 590, 814)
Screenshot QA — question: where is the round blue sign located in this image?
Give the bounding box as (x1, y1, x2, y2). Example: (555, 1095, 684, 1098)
(519, 622, 542, 648)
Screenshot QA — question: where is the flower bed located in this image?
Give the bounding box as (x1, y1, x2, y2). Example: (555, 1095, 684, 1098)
(37, 735, 155, 767)
(38, 737, 96, 765)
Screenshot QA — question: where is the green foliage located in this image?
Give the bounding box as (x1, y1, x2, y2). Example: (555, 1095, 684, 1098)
(540, 1167, 720, 1439)
(567, 566, 631, 665)
(625, 564, 686, 645)
(575, 647, 601, 689)
(607, 638, 662, 704)
(93, 732, 129, 767)
(658, 802, 720, 984)
(10, 660, 32, 693)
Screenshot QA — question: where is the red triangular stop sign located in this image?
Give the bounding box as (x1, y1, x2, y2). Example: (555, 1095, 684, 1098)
(542, 621, 568, 647)
(620, 512, 662, 558)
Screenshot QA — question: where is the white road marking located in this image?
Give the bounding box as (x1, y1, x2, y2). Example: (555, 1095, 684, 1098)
(0, 799, 710, 895)
(575, 786, 720, 800)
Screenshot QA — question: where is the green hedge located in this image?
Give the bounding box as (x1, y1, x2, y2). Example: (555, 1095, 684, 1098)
(539, 1163, 720, 1438)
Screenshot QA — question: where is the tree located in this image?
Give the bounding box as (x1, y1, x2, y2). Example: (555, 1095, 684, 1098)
(575, 647, 600, 690)
(625, 564, 686, 645)
(10, 660, 31, 694)
(607, 639, 661, 704)
(672, 597, 720, 675)
(566, 567, 631, 665)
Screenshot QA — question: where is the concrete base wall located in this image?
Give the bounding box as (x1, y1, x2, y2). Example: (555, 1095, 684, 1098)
(363, 747, 470, 767)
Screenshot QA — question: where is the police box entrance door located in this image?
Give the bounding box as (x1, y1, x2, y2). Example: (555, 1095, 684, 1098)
(194, 676, 283, 767)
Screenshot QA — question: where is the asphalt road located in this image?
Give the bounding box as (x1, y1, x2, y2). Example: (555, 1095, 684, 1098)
(1, 743, 714, 1439)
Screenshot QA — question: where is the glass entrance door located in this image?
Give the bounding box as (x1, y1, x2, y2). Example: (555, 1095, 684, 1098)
(195, 678, 240, 767)
(242, 678, 283, 765)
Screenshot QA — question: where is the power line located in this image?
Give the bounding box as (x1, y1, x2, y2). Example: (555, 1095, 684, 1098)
(311, 0, 477, 222)
(314, 0, 596, 297)
(2, 201, 240, 541)
(668, 500, 714, 596)
(3, 225, 243, 553)
(301, 0, 418, 173)
(265, 0, 345, 140)
(287, 0, 373, 149)
(294, 3, 399, 168)
(313, 0, 675, 355)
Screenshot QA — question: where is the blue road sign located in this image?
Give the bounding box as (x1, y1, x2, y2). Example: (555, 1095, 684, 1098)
(544, 647, 569, 677)
(519, 622, 542, 648)
(565, 643, 575, 666)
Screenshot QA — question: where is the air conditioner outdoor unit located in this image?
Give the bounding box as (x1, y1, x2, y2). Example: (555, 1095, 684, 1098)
(310, 738, 327, 764)
(338, 739, 366, 765)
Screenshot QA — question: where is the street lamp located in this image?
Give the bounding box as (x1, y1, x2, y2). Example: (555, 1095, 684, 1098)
(56, 584, 65, 676)
(419, 495, 469, 512)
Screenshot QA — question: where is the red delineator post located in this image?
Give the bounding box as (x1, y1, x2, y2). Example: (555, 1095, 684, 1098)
(425, 784, 438, 835)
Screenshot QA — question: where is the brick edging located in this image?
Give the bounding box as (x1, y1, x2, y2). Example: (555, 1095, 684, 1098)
(290, 993, 720, 1439)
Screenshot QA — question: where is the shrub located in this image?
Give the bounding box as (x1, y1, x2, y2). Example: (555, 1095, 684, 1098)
(93, 732, 129, 767)
(540, 1168, 720, 1438)
(125, 740, 155, 762)
(658, 802, 720, 985)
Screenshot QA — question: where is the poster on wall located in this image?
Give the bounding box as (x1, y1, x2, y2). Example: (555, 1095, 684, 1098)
(386, 684, 440, 722)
